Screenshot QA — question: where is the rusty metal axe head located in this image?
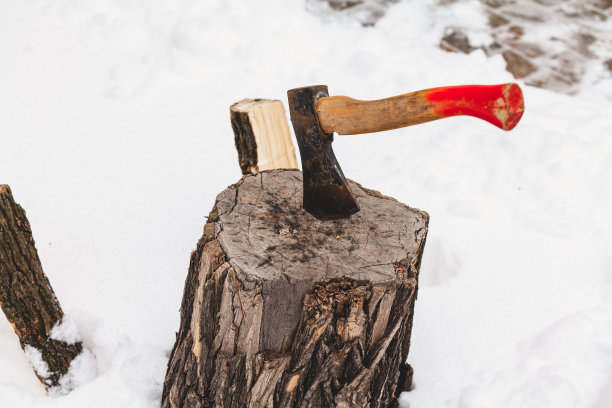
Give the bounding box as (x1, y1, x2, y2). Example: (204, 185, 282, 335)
(287, 85, 360, 220)
(288, 83, 525, 220)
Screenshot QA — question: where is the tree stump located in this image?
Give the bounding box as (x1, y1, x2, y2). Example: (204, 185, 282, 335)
(0, 185, 83, 388)
(162, 169, 428, 407)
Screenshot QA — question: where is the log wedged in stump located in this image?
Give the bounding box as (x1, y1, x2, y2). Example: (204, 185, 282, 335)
(0, 185, 83, 388)
(162, 170, 428, 407)
(231, 99, 299, 175)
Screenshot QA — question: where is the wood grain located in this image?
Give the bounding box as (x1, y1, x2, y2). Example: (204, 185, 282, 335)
(231, 99, 299, 174)
(316, 83, 524, 135)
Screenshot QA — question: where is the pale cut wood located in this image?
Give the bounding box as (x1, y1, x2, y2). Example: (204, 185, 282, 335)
(231, 99, 299, 174)
(162, 169, 429, 408)
(0, 185, 83, 388)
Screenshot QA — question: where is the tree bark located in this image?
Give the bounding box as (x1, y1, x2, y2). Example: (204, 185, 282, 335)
(231, 99, 299, 175)
(0, 185, 82, 388)
(162, 170, 428, 407)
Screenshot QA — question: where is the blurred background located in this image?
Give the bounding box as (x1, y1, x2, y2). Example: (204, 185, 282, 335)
(318, 0, 612, 94)
(0, 1, 611, 407)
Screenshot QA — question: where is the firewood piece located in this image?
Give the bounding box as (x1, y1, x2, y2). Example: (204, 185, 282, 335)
(0, 185, 82, 388)
(162, 169, 429, 408)
(231, 99, 299, 174)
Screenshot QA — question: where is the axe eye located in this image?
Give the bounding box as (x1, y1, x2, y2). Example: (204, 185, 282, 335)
(287, 86, 360, 220)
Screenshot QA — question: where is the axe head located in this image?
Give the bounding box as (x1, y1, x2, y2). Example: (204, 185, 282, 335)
(287, 85, 360, 220)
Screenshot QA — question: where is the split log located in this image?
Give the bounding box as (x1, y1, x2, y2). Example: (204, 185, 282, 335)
(0, 185, 82, 388)
(231, 99, 299, 175)
(162, 169, 428, 407)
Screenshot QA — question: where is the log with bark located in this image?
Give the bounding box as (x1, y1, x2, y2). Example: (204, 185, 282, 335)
(231, 99, 299, 175)
(0, 185, 83, 388)
(162, 169, 428, 407)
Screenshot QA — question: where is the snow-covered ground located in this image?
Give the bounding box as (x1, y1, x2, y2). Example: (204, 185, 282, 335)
(314, 0, 612, 96)
(1, 0, 611, 406)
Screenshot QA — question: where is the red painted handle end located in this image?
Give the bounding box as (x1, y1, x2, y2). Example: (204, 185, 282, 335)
(502, 83, 525, 131)
(425, 83, 525, 131)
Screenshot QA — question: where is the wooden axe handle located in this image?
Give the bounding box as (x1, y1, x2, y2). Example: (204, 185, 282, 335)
(316, 83, 524, 135)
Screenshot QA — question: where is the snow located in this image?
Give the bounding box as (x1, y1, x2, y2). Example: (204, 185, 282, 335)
(24, 346, 51, 381)
(49, 317, 81, 345)
(460, 310, 612, 408)
(1, 0, 611, 407)
(53, 350, 98, 396)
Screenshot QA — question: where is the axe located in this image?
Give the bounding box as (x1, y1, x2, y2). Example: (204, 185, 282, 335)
(287, 83, 525, 220)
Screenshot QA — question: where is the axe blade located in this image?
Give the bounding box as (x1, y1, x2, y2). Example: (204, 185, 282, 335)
(287, 85, 360, 220)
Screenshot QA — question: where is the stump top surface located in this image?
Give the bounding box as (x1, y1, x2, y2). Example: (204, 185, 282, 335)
(215, 170, 428, 283)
